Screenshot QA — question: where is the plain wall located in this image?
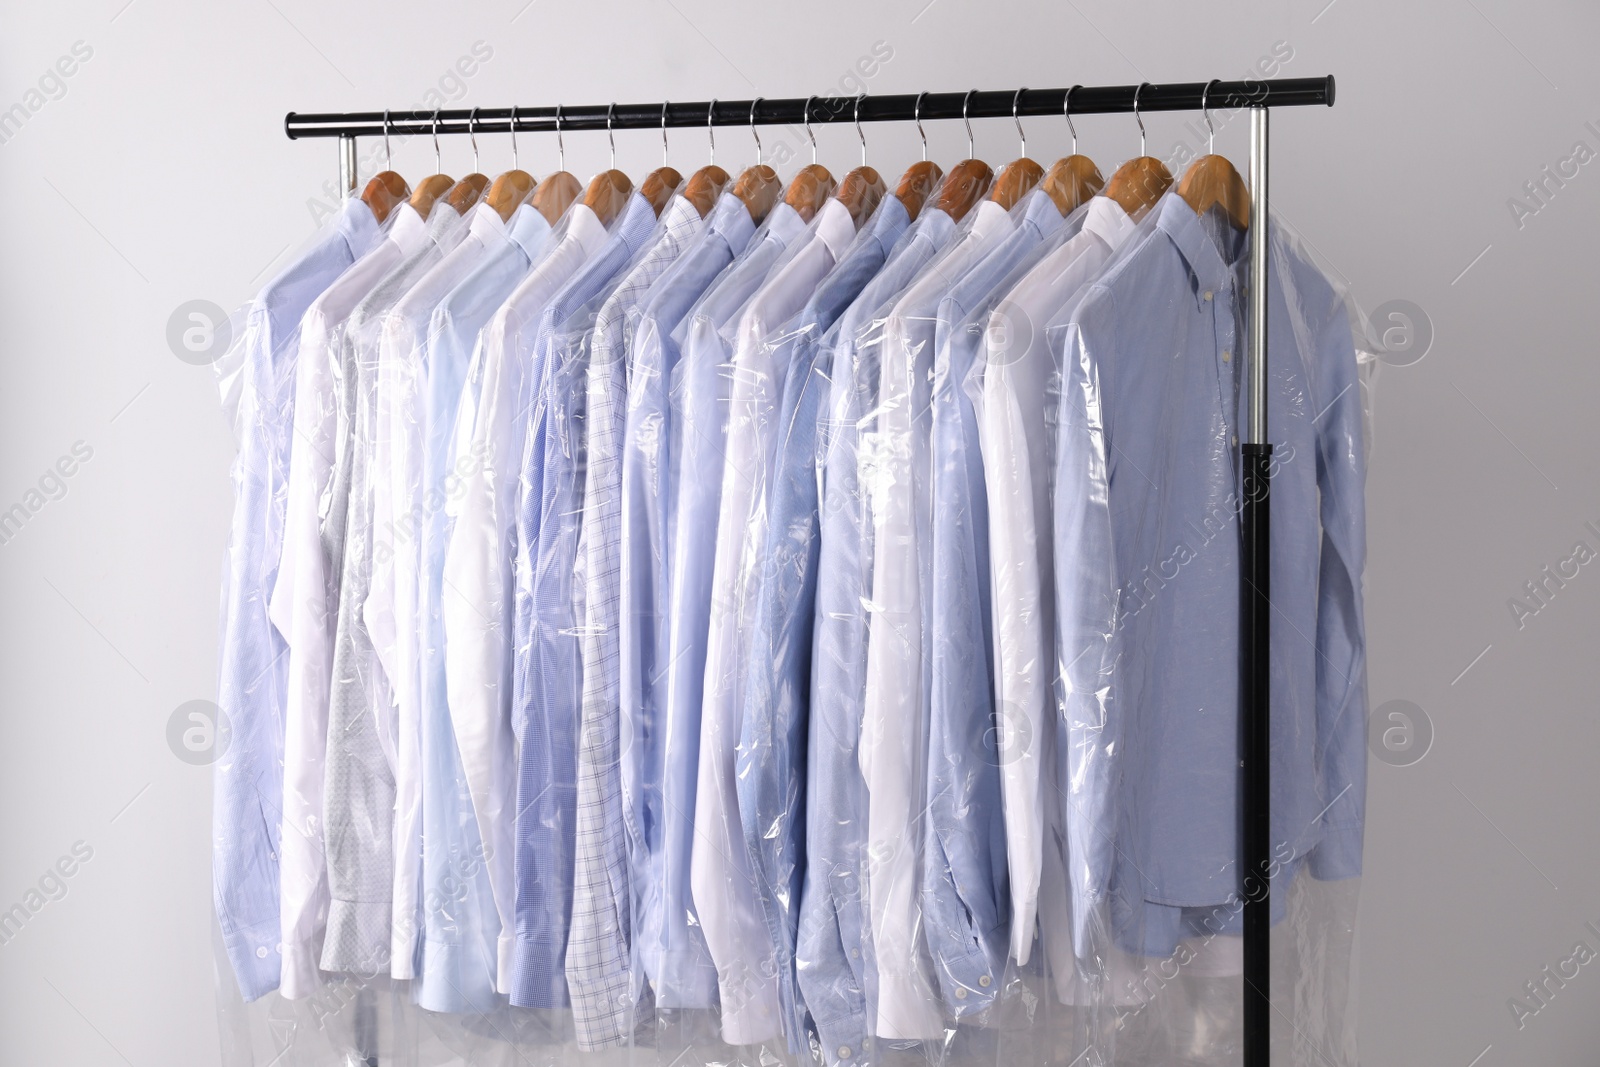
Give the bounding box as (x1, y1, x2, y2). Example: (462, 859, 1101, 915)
(2, 0, 1598, 1062)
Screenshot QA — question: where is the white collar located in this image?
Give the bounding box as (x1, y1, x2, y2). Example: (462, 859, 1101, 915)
(1081, 195, 1136, 250)
(811, 197, 858, 262)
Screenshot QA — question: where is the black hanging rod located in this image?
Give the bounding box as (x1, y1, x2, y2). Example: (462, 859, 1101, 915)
(285, 76, 1333, 139)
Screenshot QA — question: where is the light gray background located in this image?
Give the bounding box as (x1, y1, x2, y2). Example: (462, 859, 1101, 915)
(1, 0, 1597, 1063)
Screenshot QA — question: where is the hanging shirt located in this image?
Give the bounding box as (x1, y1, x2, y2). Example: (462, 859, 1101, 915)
(213, 196, 381, 1002)
(509, 191, 660, 1009)
(321, 201, 476, 978)
(920, 188, 1071, 1020)
(567, 193, 706, 1051)
(736, 193, 913, 1053)
(438, 200, 612, 997)
(978, 194, 1138, 968)
(1051, 194, 1367, 962)
(691, 196, 857, 1047)
(798, 203, 958, 1067)
(864, 196, 1018, 1041)
(618, 191, 757, 1009)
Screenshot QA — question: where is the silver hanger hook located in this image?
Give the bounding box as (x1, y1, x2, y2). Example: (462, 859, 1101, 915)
(1200, 79, 1219, 155)
(510, 105, 519, 169)
(707, 99, 716, 167)
(1012, 87, 1027, 158)
(661, 101, 669, 166)
(383, 109, 392, 170)
(1133, 82, 1150, 157)
(1063, 85, 1080, 156)
(432, 109, 441, 173)
(607, 103, 617, 169)
(804, 96, 817, 165)
(470, 107, 480, 173)
(915, 91, 928, 161)
(855, 94, 867, 167)
(750, 98, 763, 166)
(555, 104, 565, 171)
(963, 89, 977, 158)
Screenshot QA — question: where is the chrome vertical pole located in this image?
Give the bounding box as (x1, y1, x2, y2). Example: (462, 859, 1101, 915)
(338, 133, 358, 197)
(1241, 103, 1272, 1067)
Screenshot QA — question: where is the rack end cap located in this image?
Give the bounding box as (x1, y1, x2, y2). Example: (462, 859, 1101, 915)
(1324, 75, 1336, 107)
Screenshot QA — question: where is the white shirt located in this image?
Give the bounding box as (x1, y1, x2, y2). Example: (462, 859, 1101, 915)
(438, 203, 611, 988)
(862, 198, 1017, 1039)
(270, 201, 433, 999)
(691, 197, 857, 1046)
(366, 200, 515, 978)
(977, 195, 1138, 968)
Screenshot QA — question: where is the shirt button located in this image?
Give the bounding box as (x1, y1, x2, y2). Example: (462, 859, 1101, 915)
(850, 948, 860, 960)
(1232, 435, 1239, 446)
(256, 946, 269, 959)
(838, 1046, 853, 1059)
(1221, 350, 1232, 362)
(978, 975, 992, 988)
(1203, 290, 1214, 301)
(955, 988, 968, 1000)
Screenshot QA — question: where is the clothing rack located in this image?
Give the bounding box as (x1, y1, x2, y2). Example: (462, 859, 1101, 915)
(284, 75, 1337, 1067)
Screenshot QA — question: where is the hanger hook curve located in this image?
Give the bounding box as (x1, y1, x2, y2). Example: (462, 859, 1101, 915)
(804, 96, 818, 165)
(470, 107, 480, 173)
(915, 91, 928, 161)
(963, 89, 977, 158)
(1201, 79, 1219, 155)
(1133, 82, 1150, 157)
(661, 101, 669, 166)
(750, 98, 763, 166)
(707, 99, 717, 167)
(855, 94, 867, 167)
(383, 109, 392, 170)
(1063, 85, 1080, 156)
(1012, 88, 1027, 157)
(555, 104, 564, 171)
(432, 109, 441, 173)
(509, 105, 519, 169)
(607, 102, 617, 169)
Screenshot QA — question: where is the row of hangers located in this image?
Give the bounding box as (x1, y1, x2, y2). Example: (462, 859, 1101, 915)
(355, 83, 1250, 243)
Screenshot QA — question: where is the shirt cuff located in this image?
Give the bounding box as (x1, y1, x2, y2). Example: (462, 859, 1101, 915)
(811, 1010, 871, 1066)
(219, 915, 282, 1002)
(1308, 824, 1364, 881)
(717, 973, 782, 1046)
(320, 897, 391, 976)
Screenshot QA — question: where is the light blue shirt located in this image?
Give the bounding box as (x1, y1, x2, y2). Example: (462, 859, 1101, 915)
(798, 203, 958, 1066)
(1051, 194, 1368, 961)
(214, 197, 381, 1001)
(736, 194, 912, 1053)
(618, 190, 756, 1007)
(510, 191, 659, 1008)
(922, 189, 1071, 1017)
(416, 204, 554, 1013)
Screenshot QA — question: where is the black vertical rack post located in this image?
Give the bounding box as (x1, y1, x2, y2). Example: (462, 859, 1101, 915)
(284, 76, 1336, 1067)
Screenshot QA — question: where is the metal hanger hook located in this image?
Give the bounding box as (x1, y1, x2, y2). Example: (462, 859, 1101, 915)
(510, 105, 519, 169)
(1064, 85, 1080, 156)
(963, 89, 977, 159)
(804, 96, 817, 165)
(1133, 82, 1149, 157)
(661, 101, 669, 166)
(750, 98, 763, 166)
(432, 109, 441, 172)
(383, 109, 392, 170)
(555, 104, 565, 171)
(915, 91, 928, 161)
(707, 99, 716, 167)
(1201, 79, 1219, 155)
(470, 107, 480, 173)
(855, 94, 867, 167)
(607, 103, 617, 169)
(1012, 88, 1027, 158)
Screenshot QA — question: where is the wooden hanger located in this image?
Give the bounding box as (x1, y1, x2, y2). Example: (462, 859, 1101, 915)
(636, 104, 682, 218)
(935, 91, 993, 222)
(894, 95, 943, 223)
(485, 107, 538, 223)
(833, 97, 886, 228)
(531, 106, 582, 224)
(583, 105, 636, 227)
(1175, 82, 1250, 230)
(988, 89, 1044, 210)
(407, 112, 457, 217)
(1038, 89, 1104, 216)
(444, 110, 491, 215)
(721, 98, 779, 224)
(360, 112, 411, 224)
(783, 98, 835, 223)
(1103, 84, 1173, 219)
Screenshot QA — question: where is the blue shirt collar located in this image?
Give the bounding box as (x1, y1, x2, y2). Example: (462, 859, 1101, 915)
(1014, 186, 1067, 238)
(505, 201, 553, 260)
(704, 189, 758, 254)
(1155, 192, 1245, 296)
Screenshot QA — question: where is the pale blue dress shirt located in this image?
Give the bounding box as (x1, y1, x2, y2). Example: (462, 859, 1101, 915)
(1051, 195, 1368, 961)
(617, 191, 756, 1007)
(736, 194, 912, 1052)
(214, 197, 381, 1001)
(510, 191, 659, 1008)
(921, 190, 1072, 1018)
(798, 203, 958, 1066)
(416, 204, 554, 1013)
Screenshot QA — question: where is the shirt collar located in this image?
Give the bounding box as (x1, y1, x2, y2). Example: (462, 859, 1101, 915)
(563, 203, 612, 259)
(336, 196, 383, 252)
(966, 198, 1013, 241)
(658, 193, 703, 237)
(1081, 194, 1138, 252)
(1015, 187, 1067, 236)
(1155, 192, 1233, 294)
(386, 201, 431, 255)
(910, 206, 956, 249)
(758, 201, 806, 247)
(505, 202, 553, 260)
(704, 190, 758, 255)
(863, 193, 910, 245)
(465, 201, 505, 243)
(612, 191, 660, 258)
(811, 197, 858, 263)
